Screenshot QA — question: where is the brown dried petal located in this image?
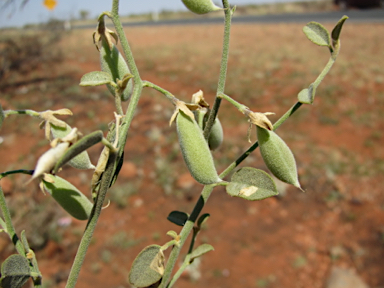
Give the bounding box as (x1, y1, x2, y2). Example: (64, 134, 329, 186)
(248, 112, 274, 130)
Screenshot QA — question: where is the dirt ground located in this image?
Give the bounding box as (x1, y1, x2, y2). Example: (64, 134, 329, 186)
(0, 21, 383, 288)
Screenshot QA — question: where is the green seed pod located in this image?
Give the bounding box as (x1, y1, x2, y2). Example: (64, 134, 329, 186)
(50, 123, 95, 170)
(182, 0, 222, 14)
(42, 175, 92, 220)
(176, 111, 221, 185)
(257, 126, 302, 190)
(100, 40, 133, 102)
(202, 112, 224, 151)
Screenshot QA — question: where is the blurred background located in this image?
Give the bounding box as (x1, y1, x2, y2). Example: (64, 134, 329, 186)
(0, 0, 383, 287)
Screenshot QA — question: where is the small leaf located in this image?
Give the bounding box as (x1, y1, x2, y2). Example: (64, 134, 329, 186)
(53, 130, 103, 174)
(331, 15, 348, 44)
(79, 71, 114, 87)
(197, 213, 210, 228)
(226, 167, 278, 201)
(0, 254, 31, 288)
(297, 84, 315, 104)
(190, 244, 214, 262)
(128, 245, 165, 288)
(303, 22, 331, 47)
(167, 211, 189, 227)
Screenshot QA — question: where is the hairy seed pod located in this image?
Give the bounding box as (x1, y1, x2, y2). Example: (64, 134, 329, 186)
(208, 117, 223, 150)
(182, 0, 222, 14)
(202, 112, 224, 151)
(176, 111, 221, 184)
(50, 123, 95, 170)
(43, 175, 92, 220)
(257, 126, 302, 189)
(100, 40, 133, 102)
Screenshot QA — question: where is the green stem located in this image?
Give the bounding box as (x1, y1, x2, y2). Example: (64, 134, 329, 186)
(203, 0, 232, 140)
(163, 101, 303, 287)
(143, 81, 177, 102)
(66, 2, 144, 286)
(160, 185, 214, 288)
(0, 169, 34, 179)
(4, 109, 40, 118)
(65, 151, 117, 288)
(313, 56, 335, 90)
(167, 254, 191, 288)
(0, 186, 25, 256)
(218, 93, 248, 113)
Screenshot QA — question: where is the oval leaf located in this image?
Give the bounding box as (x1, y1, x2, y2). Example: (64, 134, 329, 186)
(0, 254, 31, 288)
(197, 213, 210, 228)
(43, 175, 93, 220)
(226, 167, 278, 201)
(297, 84, 315, 104)
(331, 15, 348, 43)
(128, 245, 165, 288)
(167, 211, 189, 227)
(190, 244, 214, 262)
(79, 71, 113, 87)
(303, 22, 331, 47)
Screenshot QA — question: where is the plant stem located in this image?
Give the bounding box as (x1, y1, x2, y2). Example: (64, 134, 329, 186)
(218, 93, 248, 113)
(0, 186, 25, 256)
(203, 0, 232, 140)
(4, 109, 40, 117)
(143, 81, 177, 102)
(65, 151, 117, 288)
(160, 185, 214, 288)
(0, 169, 34, 179)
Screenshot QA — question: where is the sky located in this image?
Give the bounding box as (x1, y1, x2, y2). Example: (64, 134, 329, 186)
(0, 0, 313, 28)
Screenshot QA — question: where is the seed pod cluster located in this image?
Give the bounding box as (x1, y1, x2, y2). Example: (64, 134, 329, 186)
(257, 126, 302, 190)
(43, 175, 93, 220)
(100, 40, 133, 102)
(176, 111, 221, 185)
(182, 0, 222, 14)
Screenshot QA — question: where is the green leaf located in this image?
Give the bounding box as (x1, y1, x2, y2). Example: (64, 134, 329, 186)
(297, 84, 315, 104)
(53, 130, 103, 174)
(128, 245, 165, 288)
(43, 175, 93, 220)
(167, 211, 189, 227)
(226, 167, 278, 201)
(0, 254, 31, 288)
(190, 244, 214, 262)
(331, 15, 348, 43)
(79, 71, 114, 87)
(303, 22, 331, 47)
(197, 213, 210, 228)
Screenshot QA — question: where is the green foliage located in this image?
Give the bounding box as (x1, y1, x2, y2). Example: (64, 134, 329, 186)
(128, 245, 164, 287)
(0, 1, 348, 287)
(226, 167, 278, 200)
(181, 0, 222, 14)
(42, 175, 93, 220)
(0, 254, 31, 288)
